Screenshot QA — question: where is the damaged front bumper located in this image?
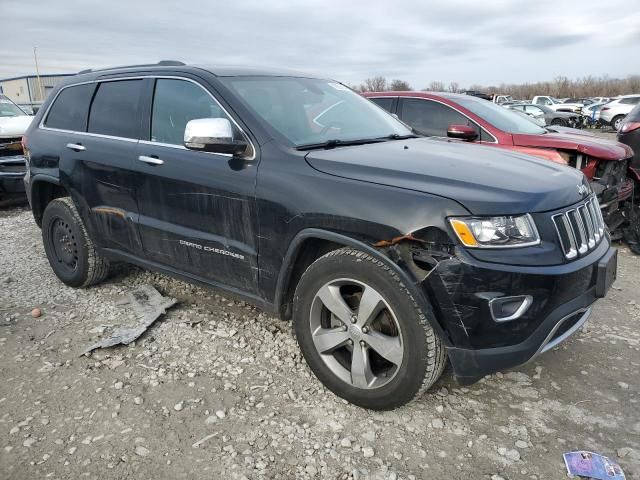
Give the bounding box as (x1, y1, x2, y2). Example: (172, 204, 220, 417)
(420, 239, 616, 385)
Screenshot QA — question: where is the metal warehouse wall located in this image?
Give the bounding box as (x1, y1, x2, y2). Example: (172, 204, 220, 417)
(27, 76, 66, 103)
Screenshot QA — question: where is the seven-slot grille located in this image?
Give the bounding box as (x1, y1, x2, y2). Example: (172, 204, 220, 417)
(552, 195, 605, 260)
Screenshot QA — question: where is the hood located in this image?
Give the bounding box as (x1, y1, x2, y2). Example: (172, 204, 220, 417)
(512, 131, 633, 161)
(305, 138, 587, 215)
(0, 115, 33, 138)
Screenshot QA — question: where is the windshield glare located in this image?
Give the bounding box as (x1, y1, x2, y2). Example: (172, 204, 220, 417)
(0, 98, 27, 118)
(455, 97, 547, 134)
(221, 77, 412, 146)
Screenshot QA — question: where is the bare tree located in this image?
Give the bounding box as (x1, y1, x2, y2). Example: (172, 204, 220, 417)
(361, 76, 388, 92)
(424, 81, 445, 92)
(447, 82, 460, 93)
(389, 79, 412, 91)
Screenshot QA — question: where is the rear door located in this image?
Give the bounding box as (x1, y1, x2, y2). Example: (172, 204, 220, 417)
(134, 77, 259, 294)
(79, 79, 145, 253)
(41, 80, 143, 253)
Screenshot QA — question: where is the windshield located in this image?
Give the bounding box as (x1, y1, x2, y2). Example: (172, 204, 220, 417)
(220, 76, 412, 146)
(0, 97, 27, 117)
(455, 97, 547, 134)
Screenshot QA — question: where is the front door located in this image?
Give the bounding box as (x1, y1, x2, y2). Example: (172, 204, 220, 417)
(135, 77, 259, 294)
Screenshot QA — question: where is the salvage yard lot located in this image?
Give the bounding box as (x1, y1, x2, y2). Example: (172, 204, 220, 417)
(0, 206, 639, 480)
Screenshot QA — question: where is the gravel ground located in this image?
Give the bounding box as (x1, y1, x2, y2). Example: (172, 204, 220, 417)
(0, 205, 639, 480)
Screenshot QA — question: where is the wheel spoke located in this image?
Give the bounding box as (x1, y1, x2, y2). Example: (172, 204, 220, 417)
(350, 343, 374, 388)
(317, 284, 354, 325)
(312, 328, 350, 354)
(363, 331, 403, 366)
(356, 286, 385, 327)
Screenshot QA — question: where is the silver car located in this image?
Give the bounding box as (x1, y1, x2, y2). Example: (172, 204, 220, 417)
(599, 95, 640, 130)
(506, 103, 580, 127)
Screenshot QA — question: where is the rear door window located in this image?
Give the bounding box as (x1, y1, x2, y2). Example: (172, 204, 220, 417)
(44, 83, 96, 131)
(399, 98, 475, 137)
(88, 80, 143, 139)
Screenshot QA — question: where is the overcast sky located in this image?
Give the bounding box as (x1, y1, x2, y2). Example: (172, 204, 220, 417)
(2, 0, 638, 88)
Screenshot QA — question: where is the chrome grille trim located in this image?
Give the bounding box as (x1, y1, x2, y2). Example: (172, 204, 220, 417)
(552, 196, 604, 259)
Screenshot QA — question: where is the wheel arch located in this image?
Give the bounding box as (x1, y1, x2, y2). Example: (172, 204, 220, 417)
(29, 175, 68, 227)
(274, 228, 452, 346)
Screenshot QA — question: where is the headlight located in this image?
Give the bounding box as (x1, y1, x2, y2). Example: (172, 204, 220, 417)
(449, 214, 540, 248)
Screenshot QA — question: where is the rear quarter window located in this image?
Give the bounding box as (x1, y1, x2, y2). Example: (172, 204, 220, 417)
(44, 83, 96, 131)
(88, 80, 143, 139)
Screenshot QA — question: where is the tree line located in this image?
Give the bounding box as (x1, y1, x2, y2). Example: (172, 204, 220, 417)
(354, 75, 640, 99)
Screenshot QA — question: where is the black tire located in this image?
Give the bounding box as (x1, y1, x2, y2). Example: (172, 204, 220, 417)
(611, 115, 624, 131)
(42, 197, 110, 288)
(551, 118, 566, 126)
(293, 247, 446, 410)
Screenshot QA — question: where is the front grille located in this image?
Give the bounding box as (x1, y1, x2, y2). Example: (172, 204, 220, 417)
(0, 137, 23, 158)
(552, 195, 605, 259)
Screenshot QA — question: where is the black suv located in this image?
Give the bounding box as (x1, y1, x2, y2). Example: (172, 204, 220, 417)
(23, 62, 617, 410)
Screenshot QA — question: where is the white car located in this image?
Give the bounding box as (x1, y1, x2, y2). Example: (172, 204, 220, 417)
(0, 95, 31, 202)
(599, 95, 640, 130)
(0, 95, 32, 138)
(530, 95, 583, 113)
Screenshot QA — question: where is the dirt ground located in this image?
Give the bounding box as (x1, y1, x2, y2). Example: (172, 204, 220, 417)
(0, 202, 639, 480)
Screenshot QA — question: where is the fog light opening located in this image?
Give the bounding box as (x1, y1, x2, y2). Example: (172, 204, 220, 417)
(489, 295, 533, 323)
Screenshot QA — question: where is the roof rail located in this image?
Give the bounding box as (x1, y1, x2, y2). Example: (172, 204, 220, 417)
(77, 60, 185, 75)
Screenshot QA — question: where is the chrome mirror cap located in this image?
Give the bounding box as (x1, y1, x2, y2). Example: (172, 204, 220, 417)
(184, 118, 248, 155)
(184, 118, 234, 149)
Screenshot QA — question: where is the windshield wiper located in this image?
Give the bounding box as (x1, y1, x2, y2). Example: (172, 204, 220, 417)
(295, 138, 387, 150)
(379, 133, 420, 140)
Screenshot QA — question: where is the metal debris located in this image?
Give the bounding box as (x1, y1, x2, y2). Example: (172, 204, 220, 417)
(81, 285, 177, 356)
(192, 432, 219, 449)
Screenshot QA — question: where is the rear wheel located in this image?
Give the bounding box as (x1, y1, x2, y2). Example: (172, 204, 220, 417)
(611, 115, 624, 131)
(42, 197, 110, 288)
(293, 248, 446, 410)
(550, 118, 566, 126)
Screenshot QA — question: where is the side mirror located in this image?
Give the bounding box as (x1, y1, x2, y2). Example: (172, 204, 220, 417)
(184, 118, 247, 156)
(447, 124, 478, 141)
(31, 106, 40, 115)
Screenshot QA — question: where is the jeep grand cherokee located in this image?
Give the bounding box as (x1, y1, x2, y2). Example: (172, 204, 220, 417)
(22, 62, 617, 410)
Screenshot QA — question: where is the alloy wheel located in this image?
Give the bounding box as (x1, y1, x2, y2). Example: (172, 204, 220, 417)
(309, 278, 404, 389)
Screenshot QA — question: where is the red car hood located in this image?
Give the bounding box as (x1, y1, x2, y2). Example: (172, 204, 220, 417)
(512, 132, 633, 161)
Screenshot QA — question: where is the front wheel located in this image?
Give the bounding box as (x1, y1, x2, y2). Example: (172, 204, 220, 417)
(550, 118, 566, 126)
(293, 248, 446, 410)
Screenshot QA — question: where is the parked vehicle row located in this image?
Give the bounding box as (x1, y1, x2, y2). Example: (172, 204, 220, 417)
(21, 62, 619, 410)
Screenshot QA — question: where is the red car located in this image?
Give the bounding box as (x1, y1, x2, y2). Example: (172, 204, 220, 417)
(363, 91, 635, 230)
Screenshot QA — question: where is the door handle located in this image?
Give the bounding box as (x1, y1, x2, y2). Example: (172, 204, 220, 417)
(138, 155, 164, 165)
(66, 143, 86, 152)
